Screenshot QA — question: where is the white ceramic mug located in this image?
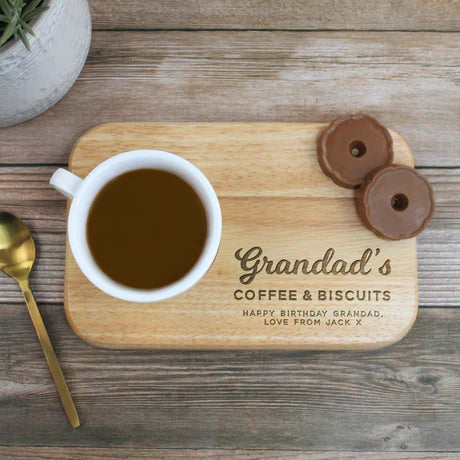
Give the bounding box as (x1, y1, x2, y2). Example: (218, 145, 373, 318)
(50, 150, 222, 302)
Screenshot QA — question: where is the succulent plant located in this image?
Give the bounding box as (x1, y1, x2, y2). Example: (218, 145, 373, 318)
(0, 0, 48, 50)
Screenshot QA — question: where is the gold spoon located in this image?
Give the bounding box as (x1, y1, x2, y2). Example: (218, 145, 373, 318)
(0, 211, 79, 428)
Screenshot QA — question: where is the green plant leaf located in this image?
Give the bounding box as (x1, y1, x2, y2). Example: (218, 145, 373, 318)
(22, 0, 40, 16)
(0, 9, 19, 46)
(18, 16, 33, 34)
(22, 5, 47, 22)
(0, 0, 12, 17)
(11, 0, 24, 9)
(0, 0, 48, 50)
(17, 24, 30, 50)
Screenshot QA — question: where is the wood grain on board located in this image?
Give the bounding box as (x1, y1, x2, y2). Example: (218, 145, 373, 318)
(0, 304, 458, 450)
(1, 31, 458, 166)
(61, 123, 417, 349)
(89, 0, 460, 31)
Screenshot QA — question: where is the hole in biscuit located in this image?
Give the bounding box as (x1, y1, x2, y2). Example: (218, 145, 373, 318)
(349, 140, 367, 158)
(391, 193, 409, 211)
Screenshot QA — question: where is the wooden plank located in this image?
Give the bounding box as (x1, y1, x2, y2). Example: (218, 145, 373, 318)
(89, 0, 460, 31)
(1, 447, 459, 459)
(0, 305, 458, 450)
(0, 166, 458, 307)
(416, 168, 460, 307)
(1, 31, 459, 166)
(68, 123, 414, 198)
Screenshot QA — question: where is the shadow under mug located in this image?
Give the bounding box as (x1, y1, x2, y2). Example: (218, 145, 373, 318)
(50, 150, 222, 302)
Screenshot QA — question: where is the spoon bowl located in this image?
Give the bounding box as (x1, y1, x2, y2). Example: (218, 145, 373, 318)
(0, 211, 79, 428)
(0, 211, 35, 280)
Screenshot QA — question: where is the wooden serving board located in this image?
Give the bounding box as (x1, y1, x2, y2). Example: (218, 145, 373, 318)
(65, 123, 417, 350)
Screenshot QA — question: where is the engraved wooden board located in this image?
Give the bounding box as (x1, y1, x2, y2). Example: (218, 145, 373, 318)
(65, 123, 417, 349)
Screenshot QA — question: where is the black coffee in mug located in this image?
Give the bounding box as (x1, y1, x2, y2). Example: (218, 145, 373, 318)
(87, 169, 208, 289)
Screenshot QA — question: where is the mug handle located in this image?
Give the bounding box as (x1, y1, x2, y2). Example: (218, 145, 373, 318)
(49, 168, 83, 199)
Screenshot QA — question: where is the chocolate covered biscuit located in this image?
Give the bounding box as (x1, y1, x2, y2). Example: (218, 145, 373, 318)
(358, 165, 435, 240)
(318, 114, 394, 188)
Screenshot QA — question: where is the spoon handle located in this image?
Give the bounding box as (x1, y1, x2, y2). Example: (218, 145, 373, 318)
(20, 281, 80, 428)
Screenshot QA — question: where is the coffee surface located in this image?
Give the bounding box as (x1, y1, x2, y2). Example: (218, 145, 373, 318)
(87, 169, 207, 289)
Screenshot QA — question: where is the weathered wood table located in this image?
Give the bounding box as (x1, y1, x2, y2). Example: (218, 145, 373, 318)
(1, 1, 459, 458)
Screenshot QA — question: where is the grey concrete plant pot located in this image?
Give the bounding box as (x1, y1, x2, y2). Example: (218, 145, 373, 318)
(0, 0, 91, 127)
